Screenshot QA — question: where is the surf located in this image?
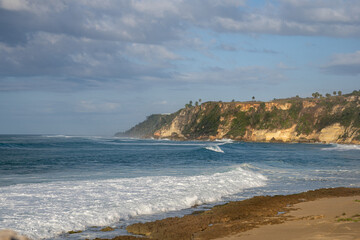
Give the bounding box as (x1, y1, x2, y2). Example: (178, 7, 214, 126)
(0, 167, 266, 240)
(322, 144, 360, 151)
(205, 144, 225, 153)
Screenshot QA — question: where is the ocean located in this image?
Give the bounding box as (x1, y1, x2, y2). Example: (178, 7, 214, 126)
(0, 135, 359, 240)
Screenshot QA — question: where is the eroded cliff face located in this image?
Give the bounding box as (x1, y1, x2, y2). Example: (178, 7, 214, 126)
(243, 123, 353, 144)
(120, 94, 360, 144)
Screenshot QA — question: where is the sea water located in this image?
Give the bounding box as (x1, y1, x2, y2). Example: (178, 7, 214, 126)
(0, 135, 359, 240)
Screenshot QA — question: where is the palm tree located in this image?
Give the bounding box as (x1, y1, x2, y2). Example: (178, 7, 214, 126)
(312, 92, 320, 98)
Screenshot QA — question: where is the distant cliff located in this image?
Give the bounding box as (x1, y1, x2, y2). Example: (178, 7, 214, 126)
(116, 91, 360, 144)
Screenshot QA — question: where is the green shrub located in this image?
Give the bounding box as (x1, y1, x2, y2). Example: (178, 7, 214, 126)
(187, 104, 221, 137)
(228, 111, 250, 137)
(296, 113, 314, 135)
(288, 101, 303, 119)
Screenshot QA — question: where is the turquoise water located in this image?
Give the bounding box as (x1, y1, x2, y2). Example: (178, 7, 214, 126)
(0, 135, 359, 239)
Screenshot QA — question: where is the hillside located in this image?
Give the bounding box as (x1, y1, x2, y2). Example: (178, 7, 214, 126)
(116, 90, 360, 144)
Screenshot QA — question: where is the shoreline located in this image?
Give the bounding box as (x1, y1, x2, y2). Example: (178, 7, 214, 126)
(121, 136, 360, 145)
(94, 187, 360, 240)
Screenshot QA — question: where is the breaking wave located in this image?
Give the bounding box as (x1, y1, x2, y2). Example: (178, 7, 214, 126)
(205, 145, 225, 153)
(0, 167, 266, 240)
(322, 144, 360, 151)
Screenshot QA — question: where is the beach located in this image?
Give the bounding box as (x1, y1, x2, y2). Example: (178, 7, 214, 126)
(95, 187, 360, 240)
(218, 195, 360, 240)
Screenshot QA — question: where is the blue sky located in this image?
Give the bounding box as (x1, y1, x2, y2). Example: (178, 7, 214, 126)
(0, 0, 359, 135)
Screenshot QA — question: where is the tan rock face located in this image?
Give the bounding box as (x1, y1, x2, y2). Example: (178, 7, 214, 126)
(319, 123, 345, 143)
(154, 118, 184, 138)
(265, 102, 292, 111)
(232, 102, 291, 112)
(236, 103, 260, 112)
(303, 101, 317, 108)
(248, 125, 297, 142)
(154, 107, 199, 139)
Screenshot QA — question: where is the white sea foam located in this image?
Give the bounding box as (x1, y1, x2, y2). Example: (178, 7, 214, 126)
(322, 144, 360, 151)
(97, 141, 206, 146)
(205, 145, 225, 153)
(214, 138, 234, 144)
(0, 167, 266, 240)
(43, 134, 70, 138)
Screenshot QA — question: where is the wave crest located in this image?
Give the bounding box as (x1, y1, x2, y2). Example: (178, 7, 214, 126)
(205, 145, 224, 153)
(322, 144, 360, 151)
(0, 167, 266, 239)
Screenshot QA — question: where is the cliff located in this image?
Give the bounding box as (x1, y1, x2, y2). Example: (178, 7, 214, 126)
(116, 91, 360, 144)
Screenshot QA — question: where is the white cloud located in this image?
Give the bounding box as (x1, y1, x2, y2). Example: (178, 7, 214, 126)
(210, 0, 360, 37)
(0, 0, 66, 14)
(1, 0, 359, 93)
(322, 50, 360, 75)
(277, 62, 296, 70)
(279, 0, 360, 23)
(125, 43, 181, 62)
(209, 0, 246, 7)
(75, 100, 121, 113)
(0, 0, 29, 11)
(215, 15, 282, 34)
(175, 66, 286, 85)
(153, 100, 168, 105)
(131, 0, 179, 17)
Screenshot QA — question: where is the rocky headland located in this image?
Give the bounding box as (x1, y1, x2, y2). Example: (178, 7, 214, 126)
(116, 90, 360, 144)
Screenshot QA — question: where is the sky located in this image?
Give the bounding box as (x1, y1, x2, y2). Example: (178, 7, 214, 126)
(0, 0, 359, 135)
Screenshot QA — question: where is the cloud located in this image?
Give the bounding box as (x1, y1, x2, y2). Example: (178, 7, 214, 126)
(125, 43, 181, 63)
(175, 66, 287, 85)
(0, 33, 174, 85)
(0, 0, 359, 93)
(241, 47, 279, 54)
(211, 0, 360, 37)
(0, 0, 29, 11)
(322, 50, 360, 75)
(217, 44, 238, 52)
(1, 0, 358, 47)
(153, 100, 168, 105)
(75, 100, 121, 113)
(277, 62, 296, 70)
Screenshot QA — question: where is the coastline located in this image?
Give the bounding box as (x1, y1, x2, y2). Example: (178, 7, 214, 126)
(127, 136, 360, 145)
(94, 187, 360, 240)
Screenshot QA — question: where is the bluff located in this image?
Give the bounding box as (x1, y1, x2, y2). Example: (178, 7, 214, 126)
(116, 91, 360, 144)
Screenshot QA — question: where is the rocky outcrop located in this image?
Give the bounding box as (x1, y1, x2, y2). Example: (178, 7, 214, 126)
(117, 92, 360, 144)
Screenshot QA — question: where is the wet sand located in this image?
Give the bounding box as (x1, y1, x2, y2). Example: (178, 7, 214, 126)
(94, 187, 360, 240)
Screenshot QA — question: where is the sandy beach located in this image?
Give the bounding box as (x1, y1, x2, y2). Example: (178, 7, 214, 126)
(217, 196, 360, 240)
(92, 188, 360, 240)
